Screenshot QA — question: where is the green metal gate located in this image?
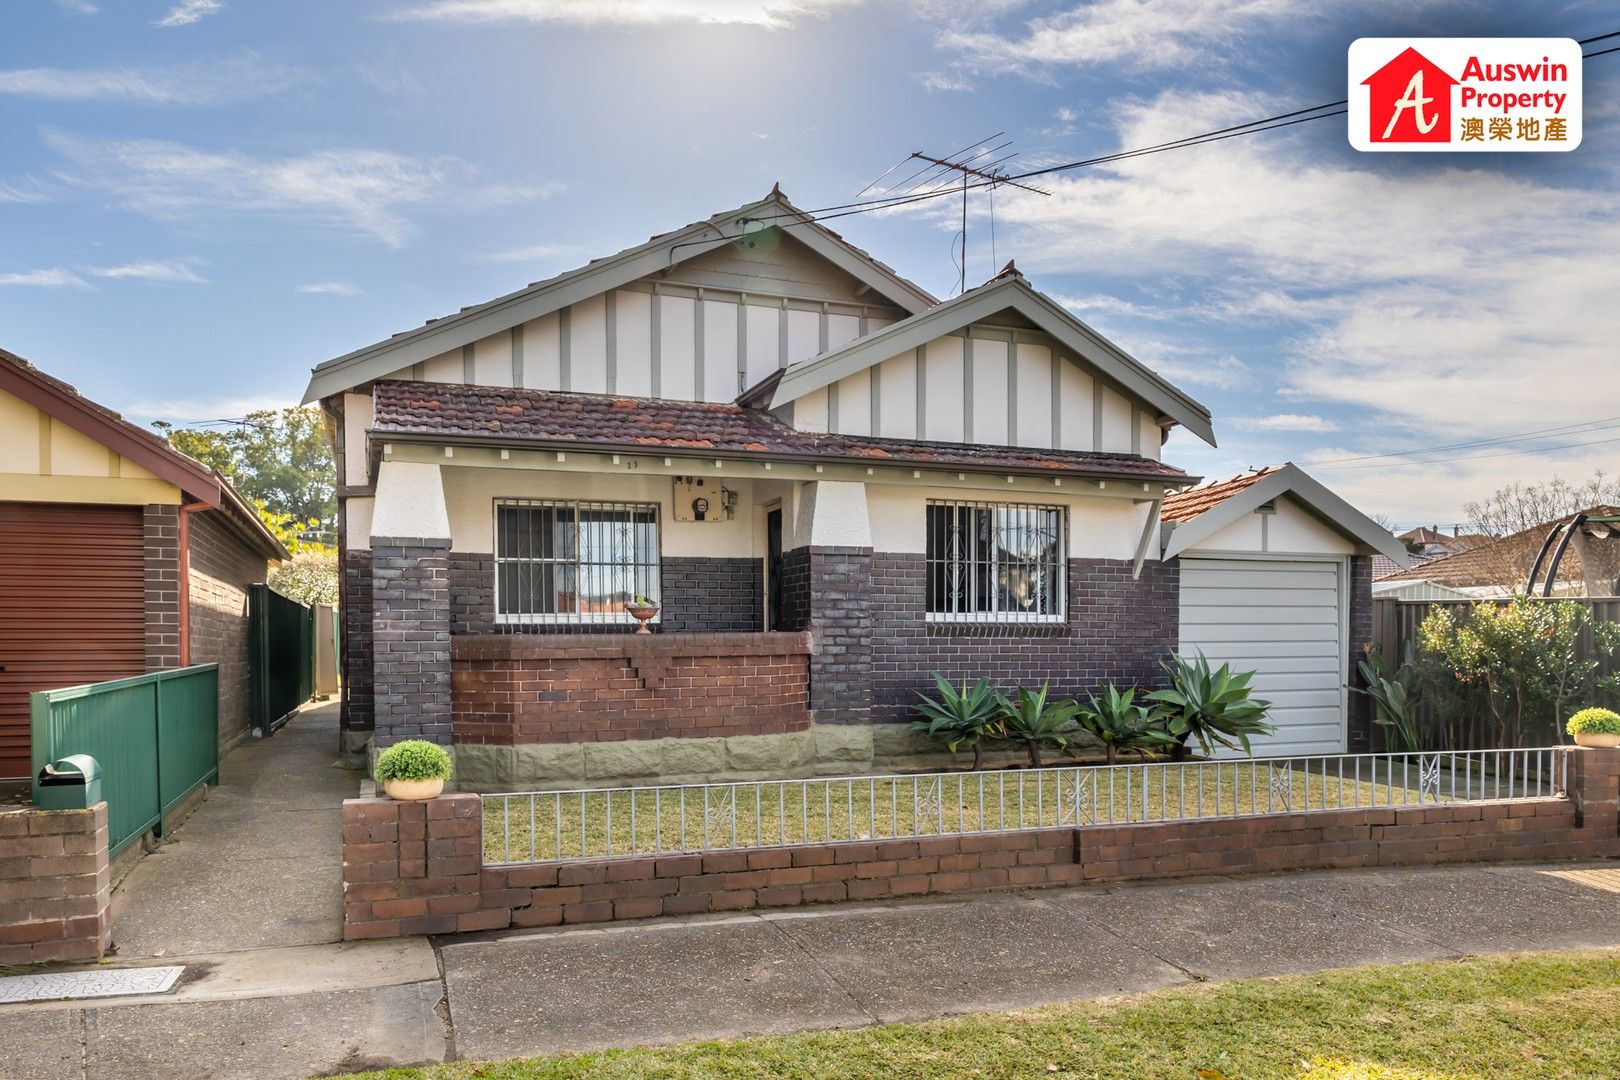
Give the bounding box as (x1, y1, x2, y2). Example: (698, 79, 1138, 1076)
(248, 585, 316, 735)
(31, 665, 220, 854)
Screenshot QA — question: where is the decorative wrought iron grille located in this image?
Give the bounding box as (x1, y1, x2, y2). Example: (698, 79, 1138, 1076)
(494, 500, 660, 624)
(925, 500, 1065, 622)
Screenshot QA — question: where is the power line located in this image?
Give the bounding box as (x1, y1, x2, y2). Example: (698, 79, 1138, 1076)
(1308, 416, 1620, 466)
(1313, 432, 1620, 472)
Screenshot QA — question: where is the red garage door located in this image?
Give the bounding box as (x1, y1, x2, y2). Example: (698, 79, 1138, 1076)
(0, 503, 147, 779)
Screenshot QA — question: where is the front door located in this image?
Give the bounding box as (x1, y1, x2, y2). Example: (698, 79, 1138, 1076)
(765, 507, 783, 631)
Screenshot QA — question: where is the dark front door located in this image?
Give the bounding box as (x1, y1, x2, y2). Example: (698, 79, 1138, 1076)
(766, 507, 783, 632)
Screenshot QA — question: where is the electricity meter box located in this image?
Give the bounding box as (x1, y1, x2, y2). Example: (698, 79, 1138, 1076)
(671, 477, 738, 523)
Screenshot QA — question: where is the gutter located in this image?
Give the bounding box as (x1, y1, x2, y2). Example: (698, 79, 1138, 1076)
(368, 429, 1201, 489)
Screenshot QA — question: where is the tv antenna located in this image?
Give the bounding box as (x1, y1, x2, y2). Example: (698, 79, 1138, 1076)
(857, 133, 1051, 295)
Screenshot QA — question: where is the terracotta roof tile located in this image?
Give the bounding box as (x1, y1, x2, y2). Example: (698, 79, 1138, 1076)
(1159, 465, 1284, 523)
(371, 380, 1195, 482)
(1378, 505, 1620, 589)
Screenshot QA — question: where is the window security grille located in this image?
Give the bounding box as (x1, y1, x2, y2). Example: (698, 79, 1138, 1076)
(925, 501, 1065, 622)
(494, 500, 660, 624)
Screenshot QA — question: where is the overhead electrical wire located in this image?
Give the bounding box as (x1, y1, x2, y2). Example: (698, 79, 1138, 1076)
(1307, 416, 1620, 466)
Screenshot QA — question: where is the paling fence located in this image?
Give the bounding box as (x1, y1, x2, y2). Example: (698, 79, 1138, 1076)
(1371, 597, 1620, 749)
(248, 584, 316, 734)
(482, 747, 1566, 865)
(30, 665, 220, 854)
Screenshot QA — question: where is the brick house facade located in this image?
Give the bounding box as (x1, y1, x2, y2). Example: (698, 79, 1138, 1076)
(305, 191, 1404, 787)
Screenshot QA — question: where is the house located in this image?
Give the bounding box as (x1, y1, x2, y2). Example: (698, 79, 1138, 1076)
(303, 189, 1405, 787)
(1376, 505, 1620, 598)
(0, 349, 288, 781)
(1396, 525, 1483, 559)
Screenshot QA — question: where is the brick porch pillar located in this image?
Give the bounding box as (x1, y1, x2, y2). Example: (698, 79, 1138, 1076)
(787, 481, 873, 725)
(370, 460, 453, 748)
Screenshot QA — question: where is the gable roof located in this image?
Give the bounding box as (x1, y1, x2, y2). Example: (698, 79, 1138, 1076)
(1377, 505, 1620, 590)
(764, 264, 1217, 447)
(369, 380, 1194, 484)
(302, 187, 937, 404)
(0, 348, 288, 560)
(1159, 462, 1409, 563)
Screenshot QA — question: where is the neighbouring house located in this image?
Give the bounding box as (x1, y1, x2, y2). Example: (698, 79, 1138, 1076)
(1376, 505, 1620, 599)
(1396, 525, 1485, 559)
(302, 189, 1406, 787)
(0, 349, 288, 781)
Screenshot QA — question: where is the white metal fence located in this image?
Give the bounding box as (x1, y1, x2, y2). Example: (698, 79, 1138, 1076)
(481, 747, 1570, 866)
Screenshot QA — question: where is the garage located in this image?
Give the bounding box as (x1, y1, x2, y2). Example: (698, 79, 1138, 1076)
(1160, 464, 1409, 760)
(1177, 556, 1348, 757)
(0, 502, 148, 779)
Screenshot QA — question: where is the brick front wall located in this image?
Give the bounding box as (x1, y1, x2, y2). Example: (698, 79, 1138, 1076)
(868, 554, 1179, 725)
(143, 504, 181, 672)
(342, 547, 374, 735)
(0, 804, 111, 964)
(187, 511, 267, 751)
(372, 538, 452, 747)
(448, 552, 762, 635)
(340, 748, 1620, 938)
(803, 548, 872, 725)
(452, 633, 811, 744)
(1347, 555, 1375, 752)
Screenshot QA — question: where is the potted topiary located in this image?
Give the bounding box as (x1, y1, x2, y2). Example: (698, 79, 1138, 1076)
(375, 739, 453, 800)
(1566, 707, 1620, 749)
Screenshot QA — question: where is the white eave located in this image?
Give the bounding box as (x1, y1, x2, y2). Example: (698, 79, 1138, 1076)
(301, 190, 938, 405)
(766, 273, 1218, 447)
(1160, 463, 1412, 563)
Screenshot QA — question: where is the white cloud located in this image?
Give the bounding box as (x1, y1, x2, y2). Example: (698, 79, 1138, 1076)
(972, 89, 1620, 518)
(156, 0, 223, 27)
(0, 179, 52, 204)
(0, 55, 299, 104)
(126, 395, 293, 425)
(54, 0, 98, 14)
(386, 0, 860, 27)
(939, 0, 1312, 76)
(0, 268, 90, 288)
(46, 132, 554, 248)
(479, 241, 588, 264)
(918, 70, 973, 93)
(88, 259, 207, 284)
(1232, 413, 1339, 433)
(296, 281, 363, 296)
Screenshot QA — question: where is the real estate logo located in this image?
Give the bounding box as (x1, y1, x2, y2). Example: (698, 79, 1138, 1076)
(1348, 38, 1582, 152)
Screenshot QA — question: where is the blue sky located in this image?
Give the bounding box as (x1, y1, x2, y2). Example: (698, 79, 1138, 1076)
(3, 0, 1617, 527)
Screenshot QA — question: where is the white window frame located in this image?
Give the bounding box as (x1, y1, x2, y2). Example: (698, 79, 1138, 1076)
(493, 498, 662, 626)
(924, 499, 1067, 624)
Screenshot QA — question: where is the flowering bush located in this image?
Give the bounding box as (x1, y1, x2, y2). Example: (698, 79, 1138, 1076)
(1415, 599, 1620, 747)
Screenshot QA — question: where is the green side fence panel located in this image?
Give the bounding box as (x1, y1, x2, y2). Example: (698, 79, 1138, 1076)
(249, 585, 317, 736)
(30, 665, 220, 855)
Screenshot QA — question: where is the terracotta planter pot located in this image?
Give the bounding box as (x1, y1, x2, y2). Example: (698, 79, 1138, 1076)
(384, 777, 445, 801)
(1573, 732, 1620, 749)
(625, 603, 659, 635)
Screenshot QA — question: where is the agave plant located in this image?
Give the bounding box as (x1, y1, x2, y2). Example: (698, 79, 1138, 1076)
(1076, 683, 1178, 765)
(1352, 641, 1423, 752)
(914, 673, 1004, 769)
(1146, 652, 1275, 758)
(997, 683, 1082, 768)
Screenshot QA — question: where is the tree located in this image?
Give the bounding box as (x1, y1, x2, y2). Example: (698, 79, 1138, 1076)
(155, 407, 335, 534)
(1463, 472, 1620, 538)
(1368, 512, 1400, 533)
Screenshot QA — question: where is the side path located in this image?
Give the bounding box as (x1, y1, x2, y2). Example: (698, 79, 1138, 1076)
(7, 858, 1619, 1077)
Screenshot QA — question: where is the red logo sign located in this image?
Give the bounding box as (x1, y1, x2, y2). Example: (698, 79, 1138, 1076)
(1362, 46, 1458, 143)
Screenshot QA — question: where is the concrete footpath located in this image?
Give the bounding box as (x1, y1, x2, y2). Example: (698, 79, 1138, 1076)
(5, 858, 1620, 1078)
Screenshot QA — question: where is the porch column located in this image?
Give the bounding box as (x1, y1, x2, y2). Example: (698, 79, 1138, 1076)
(789, 481, 873, 725)
(370, 460, 453, 748)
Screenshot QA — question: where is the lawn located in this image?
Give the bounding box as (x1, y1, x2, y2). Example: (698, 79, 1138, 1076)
(330, 949, 1620, 1079)
(481, 756, 1514, 864)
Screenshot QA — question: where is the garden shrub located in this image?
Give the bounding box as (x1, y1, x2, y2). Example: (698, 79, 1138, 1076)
(1567, 707, 1620, 736)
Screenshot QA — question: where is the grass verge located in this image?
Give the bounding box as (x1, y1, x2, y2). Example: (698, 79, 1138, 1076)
(331, 949, 1620, 1080)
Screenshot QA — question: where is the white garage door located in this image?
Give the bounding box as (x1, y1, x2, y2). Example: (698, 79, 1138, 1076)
(1178, 557, 1348, 758)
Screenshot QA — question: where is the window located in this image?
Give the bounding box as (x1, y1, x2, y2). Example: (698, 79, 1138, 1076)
(925, 500, 1065, 622)
(495, 500, 660, 624)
